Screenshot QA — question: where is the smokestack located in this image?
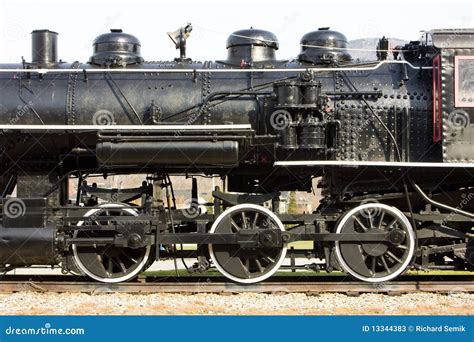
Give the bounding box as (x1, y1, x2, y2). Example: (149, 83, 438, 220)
(31, 29, 58, 66)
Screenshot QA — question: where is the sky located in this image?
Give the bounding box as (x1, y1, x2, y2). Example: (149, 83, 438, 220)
(0, 0, 472, 63)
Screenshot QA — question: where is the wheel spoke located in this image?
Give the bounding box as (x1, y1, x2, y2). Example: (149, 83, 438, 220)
(244, 258, 250, 270)
(230, 218, 241, 232)
(368, 213, 374, 229)
(261, 256, 275, 265)
(353, 216, 368, 231)
(386, 250, 403, 264)
(107, 257, 113, 274)
(252, 212, 259, 229)
(121, 250, 139, 264)
(371, 256, 377, 275)
(380, 255, 390, 272)
(241, 212, 248, 229)
(117, 256, 128, 273)
(239, 258, 251, 276)
(261, 253, 275, 264)
(386, 218, 398, 230)
(377, 211, 385, 229)
(255, 259, 265, 273)
(96, 254, 108, 276)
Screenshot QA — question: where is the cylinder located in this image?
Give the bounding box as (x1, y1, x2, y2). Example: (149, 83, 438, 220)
(96, 141, 239, 167)
(274, 82, 302, 106)
(303, 84, 321, 104)
(0, 227, 57, 265)
(281, 125, 298, 149)
(299, 119, 325, 149)
(31, 29, 58, 65)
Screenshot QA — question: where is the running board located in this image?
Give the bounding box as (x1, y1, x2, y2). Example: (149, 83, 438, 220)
(0, 124, 252, 132)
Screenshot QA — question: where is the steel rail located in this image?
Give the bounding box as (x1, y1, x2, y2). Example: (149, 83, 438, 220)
(0, 276, 472, 294)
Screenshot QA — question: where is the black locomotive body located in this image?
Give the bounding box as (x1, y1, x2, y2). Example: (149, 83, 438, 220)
(0, 26, 472, 283)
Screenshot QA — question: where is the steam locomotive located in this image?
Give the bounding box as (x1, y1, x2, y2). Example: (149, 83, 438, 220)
(0, 25, 472, 284)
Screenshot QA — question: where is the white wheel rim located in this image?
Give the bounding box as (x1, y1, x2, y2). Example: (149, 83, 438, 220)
(209, 203, 287, 284)
(335, 203, 415, 283)
(72, 203, 151, 283)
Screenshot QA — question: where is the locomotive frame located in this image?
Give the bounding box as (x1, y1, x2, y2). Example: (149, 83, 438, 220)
(0, 26, 472, 284)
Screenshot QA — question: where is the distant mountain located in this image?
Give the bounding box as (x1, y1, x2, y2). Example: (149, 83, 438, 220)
(348, 38, 408, 62)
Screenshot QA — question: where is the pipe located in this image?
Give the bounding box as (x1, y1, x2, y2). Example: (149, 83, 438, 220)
(0, 60, 434, 74)
(410, 180, 474, 219)
(96, 140, 239, 167)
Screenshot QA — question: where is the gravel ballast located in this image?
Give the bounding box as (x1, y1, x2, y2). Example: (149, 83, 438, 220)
(0, 292, 472, 315)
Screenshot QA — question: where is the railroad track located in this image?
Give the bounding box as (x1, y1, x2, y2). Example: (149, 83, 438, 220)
(0, 275, 472, 294)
